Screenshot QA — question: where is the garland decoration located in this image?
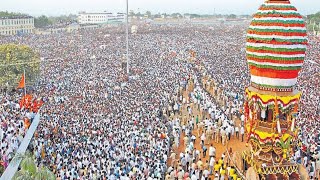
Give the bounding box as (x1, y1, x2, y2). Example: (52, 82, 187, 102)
(245, 88, 300, 110)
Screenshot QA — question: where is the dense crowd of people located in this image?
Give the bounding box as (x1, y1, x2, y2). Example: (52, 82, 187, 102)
(0, 22, 319, 179)
(190, 26, 319, 157)
(0, 92, 34, 170)
(191, 27, 320, 179)
(165, 74, 245, 180)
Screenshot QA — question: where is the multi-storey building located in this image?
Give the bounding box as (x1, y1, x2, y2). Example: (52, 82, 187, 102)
(0, 16, 34, 35)
(78, 12, 125, 25)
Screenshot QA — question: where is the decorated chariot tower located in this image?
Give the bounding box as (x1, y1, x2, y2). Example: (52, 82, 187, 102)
(242, 0, 308, 179)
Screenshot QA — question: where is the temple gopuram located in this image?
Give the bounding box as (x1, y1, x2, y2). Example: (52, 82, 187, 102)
(241, 0, 309, 179)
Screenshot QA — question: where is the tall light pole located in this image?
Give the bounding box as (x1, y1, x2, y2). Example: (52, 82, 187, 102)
(126, 0, 130, 75)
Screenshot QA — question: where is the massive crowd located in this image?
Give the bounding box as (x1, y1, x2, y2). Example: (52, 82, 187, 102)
(0, 91, 35, 170)
(0, 22, 319, 179)
(165, 73, 246, 180)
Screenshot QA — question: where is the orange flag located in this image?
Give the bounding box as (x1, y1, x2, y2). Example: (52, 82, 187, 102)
(17, 74, 25, 89)
(19, 94, 33, 109)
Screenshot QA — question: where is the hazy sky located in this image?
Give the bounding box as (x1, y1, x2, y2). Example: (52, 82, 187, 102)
(1, 0, 319, 17)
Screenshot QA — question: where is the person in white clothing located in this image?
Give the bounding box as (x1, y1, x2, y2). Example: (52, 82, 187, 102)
(240, 126, 245, 142)
(209, 144, 216, 158)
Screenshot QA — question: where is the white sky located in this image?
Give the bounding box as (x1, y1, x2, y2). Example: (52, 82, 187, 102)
(0, 0, 318, 17)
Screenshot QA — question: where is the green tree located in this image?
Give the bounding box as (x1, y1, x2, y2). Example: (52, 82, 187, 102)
(227, 14, 237, 19)
(34, 15, 52, 28)
(136, 12, 142, 17)
(0, 11, 28, 18)
(307, 12, 320, 31)
(12, 152, 55, 180)
(189, 14, 201, 18)
(0, 163, 4, 175)
(171, 13, 182, 18)
(0, 44, 40, 87)
(145, 11, 152, 18)
(161, 13, 168, 18)
(48, 14, 77, 24)
(129, 10, 135, 17)
(153, 13, 161, 18)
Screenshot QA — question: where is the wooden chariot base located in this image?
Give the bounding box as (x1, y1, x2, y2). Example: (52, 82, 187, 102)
(241, 150, 310, 180)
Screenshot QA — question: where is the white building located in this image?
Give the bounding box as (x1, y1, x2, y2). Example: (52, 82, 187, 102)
(78, 12, 125, 25)
(0, 16, 34, 35)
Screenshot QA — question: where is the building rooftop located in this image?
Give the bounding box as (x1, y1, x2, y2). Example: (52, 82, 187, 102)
(79, 12, 125, 15)
(79, 12, 113, 15)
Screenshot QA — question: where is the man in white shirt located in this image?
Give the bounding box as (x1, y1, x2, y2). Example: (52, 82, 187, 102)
(240, 126, 245, 142)
(209, 156, 215, 175)
(191, 134, 196, 143)
(295, 149, 301, 162)
(191, 172, 197, 180)
(209, 144, 216, 158)
(174, 102, 179, 115)
(214, 173, 219, 180)
(170, 151, 176, 167)
(177, 169, 184, 180)
(235, 126, 239, 139)
(185, 152, 191, 167)
(303, 155, 308, 167)
(195, 149, 200, 162)
(200, 132, 206, 146)
(203, 169, 210, 179)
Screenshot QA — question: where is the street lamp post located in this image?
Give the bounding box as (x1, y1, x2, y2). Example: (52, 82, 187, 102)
(126, 0, 130, 75)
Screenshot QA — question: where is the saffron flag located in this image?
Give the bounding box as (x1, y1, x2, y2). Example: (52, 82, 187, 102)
(19, 94, 33, 109)
(31, 99, 44, 113)
(32, 100, 38, 112)
(17, 74, 25, 89)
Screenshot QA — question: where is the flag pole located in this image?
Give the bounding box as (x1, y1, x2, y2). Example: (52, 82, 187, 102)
(126, 0, 129, 75)
(23, 69, 26, 96)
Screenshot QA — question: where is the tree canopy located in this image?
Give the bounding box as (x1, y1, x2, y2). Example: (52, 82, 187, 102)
(307, 12, 320, 31)
(12, 152, 55, 180)
(145, 11, 152, 18)
(34, 14, 78, 28)
(0, 11, 28, 18)
(34, 15, 52, 28)
(48, 14, 77, 24)
(0, 44, 40, 88)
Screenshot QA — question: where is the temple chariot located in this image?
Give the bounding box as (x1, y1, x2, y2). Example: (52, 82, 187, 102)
(240, 0, 309, 179)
